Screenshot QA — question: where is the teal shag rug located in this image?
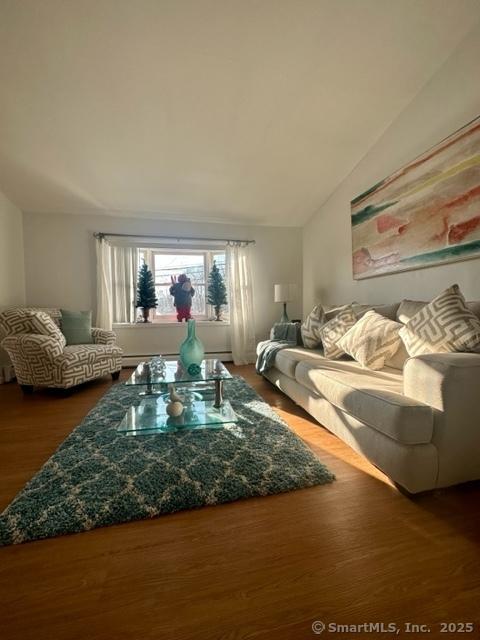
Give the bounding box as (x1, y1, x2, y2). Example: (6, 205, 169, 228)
(0, 376, 334, 546)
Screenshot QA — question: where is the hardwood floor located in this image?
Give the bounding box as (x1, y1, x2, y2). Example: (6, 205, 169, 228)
(0, 366, 479, 640)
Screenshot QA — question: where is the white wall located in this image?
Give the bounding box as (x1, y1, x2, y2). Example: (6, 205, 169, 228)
(303, 23, 480, 313)
(0, 189, 26, 365)
(0, 189, 25, 308)
(22, 212, 303, 357)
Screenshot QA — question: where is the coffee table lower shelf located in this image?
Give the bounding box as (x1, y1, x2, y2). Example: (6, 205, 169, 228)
(117, 397, 237, 436)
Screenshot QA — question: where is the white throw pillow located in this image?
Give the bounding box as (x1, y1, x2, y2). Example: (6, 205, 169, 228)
(399, 284, 480, 356)
(338, 310, 402, 370)
(317, 306, 357, 359)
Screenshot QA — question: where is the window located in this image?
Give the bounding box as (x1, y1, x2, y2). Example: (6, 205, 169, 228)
(138, 248, 229, 322)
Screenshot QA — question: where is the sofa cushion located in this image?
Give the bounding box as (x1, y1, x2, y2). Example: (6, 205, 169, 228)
(295, 359, 433, 445)
(467, 300, 480, 320)
(317, 306, 357, 359)
(338, 311, 403, 370)
(399, 284, 480, 356)
(353, 303, 400, 321)
(274, 346, 329, 379)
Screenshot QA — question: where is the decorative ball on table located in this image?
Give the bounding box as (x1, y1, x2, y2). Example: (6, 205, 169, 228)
(135, 262, 158, 323)
(187, 363, 201, 376)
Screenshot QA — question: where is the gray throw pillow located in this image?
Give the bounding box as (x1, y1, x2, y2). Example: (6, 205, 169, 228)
(396, 299, 427, 324)
(61, 309, 93, 345)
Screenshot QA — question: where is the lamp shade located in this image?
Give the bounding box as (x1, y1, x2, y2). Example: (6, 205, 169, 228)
(274, 283, 296, 303)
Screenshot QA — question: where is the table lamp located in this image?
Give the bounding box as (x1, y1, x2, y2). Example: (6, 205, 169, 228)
(274, 284, 296, 323)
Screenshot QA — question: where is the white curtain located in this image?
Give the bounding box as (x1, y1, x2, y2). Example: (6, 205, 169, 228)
(96, 238, 138, 328)
(226, 243, 256, 364)
(111, 245, 138, 323)
(96, 237, 113, 330)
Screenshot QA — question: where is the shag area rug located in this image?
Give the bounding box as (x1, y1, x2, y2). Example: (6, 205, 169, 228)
(0, 376, 334, 546)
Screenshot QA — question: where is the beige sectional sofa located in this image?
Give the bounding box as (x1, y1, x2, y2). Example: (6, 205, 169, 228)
(262, 300, 480, 494)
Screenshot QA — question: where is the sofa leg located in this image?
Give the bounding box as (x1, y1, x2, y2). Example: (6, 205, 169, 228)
(393, 482, 416, 498)
(20, 384, 34, 395)
(112, 371, 121, 381)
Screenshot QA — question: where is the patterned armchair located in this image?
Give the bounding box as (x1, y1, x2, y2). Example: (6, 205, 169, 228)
(0, 308, 122, 393)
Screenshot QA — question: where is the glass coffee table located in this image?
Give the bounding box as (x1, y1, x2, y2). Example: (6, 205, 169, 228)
(118, 359, 237, 435)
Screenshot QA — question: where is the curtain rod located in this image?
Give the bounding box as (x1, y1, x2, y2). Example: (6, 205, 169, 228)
(93, 232, 255, 245)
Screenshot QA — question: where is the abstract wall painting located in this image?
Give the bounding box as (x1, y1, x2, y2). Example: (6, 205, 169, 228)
(351, 116, 480, 279)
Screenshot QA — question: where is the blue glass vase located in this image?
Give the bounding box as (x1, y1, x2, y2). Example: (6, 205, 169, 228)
(179, 319, 205, 376)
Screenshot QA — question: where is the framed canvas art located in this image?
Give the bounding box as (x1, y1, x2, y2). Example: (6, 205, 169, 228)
(351, 115, 480, 279)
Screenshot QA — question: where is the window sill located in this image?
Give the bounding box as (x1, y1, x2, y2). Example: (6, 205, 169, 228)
(113, 321, 231, 329)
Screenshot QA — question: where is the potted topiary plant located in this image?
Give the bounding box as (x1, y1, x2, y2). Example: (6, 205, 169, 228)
(207, 260, 228, 321)
(135, 262, 158, 322)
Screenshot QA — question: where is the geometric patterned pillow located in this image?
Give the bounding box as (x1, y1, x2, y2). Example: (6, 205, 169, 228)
(23, 311, 65, 341)
(399, 284, 480, 356)
(0, 309, 66, 348)
(337, 310, 403, 370)
(317, 305, 357, 359)
(301, 304, 325, 349)
(28, 307, 63, 327)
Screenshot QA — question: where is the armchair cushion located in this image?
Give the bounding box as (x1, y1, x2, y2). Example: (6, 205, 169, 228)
(53, 344, 123, 388)
(61, 343, 122, 361)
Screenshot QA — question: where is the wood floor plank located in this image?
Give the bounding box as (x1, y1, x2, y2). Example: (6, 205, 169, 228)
(0, 365, 479, 640)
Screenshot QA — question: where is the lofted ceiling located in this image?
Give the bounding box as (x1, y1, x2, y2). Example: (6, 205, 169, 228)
(0, 0, 479, 226)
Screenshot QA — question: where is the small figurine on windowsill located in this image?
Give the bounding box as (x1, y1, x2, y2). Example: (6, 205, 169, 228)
(169, 274, 196, 322)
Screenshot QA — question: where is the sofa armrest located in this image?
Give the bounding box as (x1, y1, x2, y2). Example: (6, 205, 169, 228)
(91, 327, 117, 345)
(404, 352, 480, 408)
(404, 353, 480, 487)
(1, 334, 64, 362)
